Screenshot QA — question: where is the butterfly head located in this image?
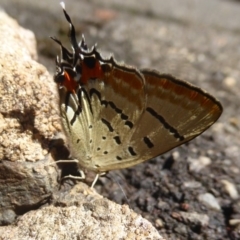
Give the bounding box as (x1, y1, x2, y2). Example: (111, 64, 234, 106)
(51, 3, 106, 96)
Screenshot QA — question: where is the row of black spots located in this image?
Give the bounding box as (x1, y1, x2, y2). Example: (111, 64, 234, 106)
(101, 99, 108, 108)
(143, 136, 154, 148)
(93, 144, 136, 161)
(125, 121, 133, 128)
(100, 98, 133, 129)
(89, 88, 101, 103)
(113, 136, 121, 145)
(96, 146, 108, 155)
(91, 134, 121, 150)
(96, 134, 121, 144)
(128, 146, 137, 156)
(97, 129, 120, 144)
(76, 138, 93, 146)
(94, 135, 122, 157)
(107, 102, 134, 129)
(121, 113, 128, 120)
(101, 118, 114, 132)
(115, 145, 139, 161)
(146, 107, 185, 141)
(96, 139, 136, 158)
(76, 137, 94, 145)
(101, 99, 120, 115)
(108, 101, 122, 114)
(89, 87, 134, 130)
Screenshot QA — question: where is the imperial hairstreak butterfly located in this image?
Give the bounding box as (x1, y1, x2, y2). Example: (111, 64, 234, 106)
(52, 2, 222, 187)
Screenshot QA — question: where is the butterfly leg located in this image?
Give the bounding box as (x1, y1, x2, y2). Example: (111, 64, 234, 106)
(54, 159, 79, 164)
(61, 170, 85, 181)
(91, 172, 106, 189)
(44, 159, 79, 166)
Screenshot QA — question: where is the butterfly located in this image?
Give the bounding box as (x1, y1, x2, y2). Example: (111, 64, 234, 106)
(52, 2, 222, 187)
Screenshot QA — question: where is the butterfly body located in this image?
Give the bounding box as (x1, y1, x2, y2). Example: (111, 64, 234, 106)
(53, 3, 222, 175)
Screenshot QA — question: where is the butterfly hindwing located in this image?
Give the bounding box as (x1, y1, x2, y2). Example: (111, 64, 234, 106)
(128, 70, 222, 163)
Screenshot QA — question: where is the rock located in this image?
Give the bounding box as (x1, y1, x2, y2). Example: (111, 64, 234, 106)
(223, 76, 236, 88)
(221, 180, 239, 200)
(0, 183, 163, 240)
(183, 181, 202, 189)
(0, 9, 60, 225)
(188, 156, 211, 172)
(155, 218, 164, 229)
(229, 219, 240, 227)
(179, 212, 209, 227)
(198, 193, 221, 211)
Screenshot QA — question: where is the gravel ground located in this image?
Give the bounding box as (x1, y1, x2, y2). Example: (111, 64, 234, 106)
(1, 0, 240, 239)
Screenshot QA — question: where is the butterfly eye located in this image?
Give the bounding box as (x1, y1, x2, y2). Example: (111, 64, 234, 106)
(54, 72, 65, 84)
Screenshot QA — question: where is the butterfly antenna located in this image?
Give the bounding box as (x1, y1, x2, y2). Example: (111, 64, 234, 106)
(116, 177, 129, 205)
(51, 36, 75, 66)
(107, 172, 129, 204)
(60, 2, 80, 55)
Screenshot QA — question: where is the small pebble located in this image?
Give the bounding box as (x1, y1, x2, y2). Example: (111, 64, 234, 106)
(223, 76, 236, 88)
(188, 156, 211, 172)
(172, 151, 180, 161)
(183, 181, 202, 189)
(179, 211, 209, 227)
(155, 218, 164, 228)
(198, 193, 221, 211)
(229, 219, 240, 226)
(221, 180, 239, 199)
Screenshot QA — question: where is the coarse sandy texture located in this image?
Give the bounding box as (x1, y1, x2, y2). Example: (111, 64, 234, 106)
(0, 183, 162, 240)
(0, 9, 60, 225)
